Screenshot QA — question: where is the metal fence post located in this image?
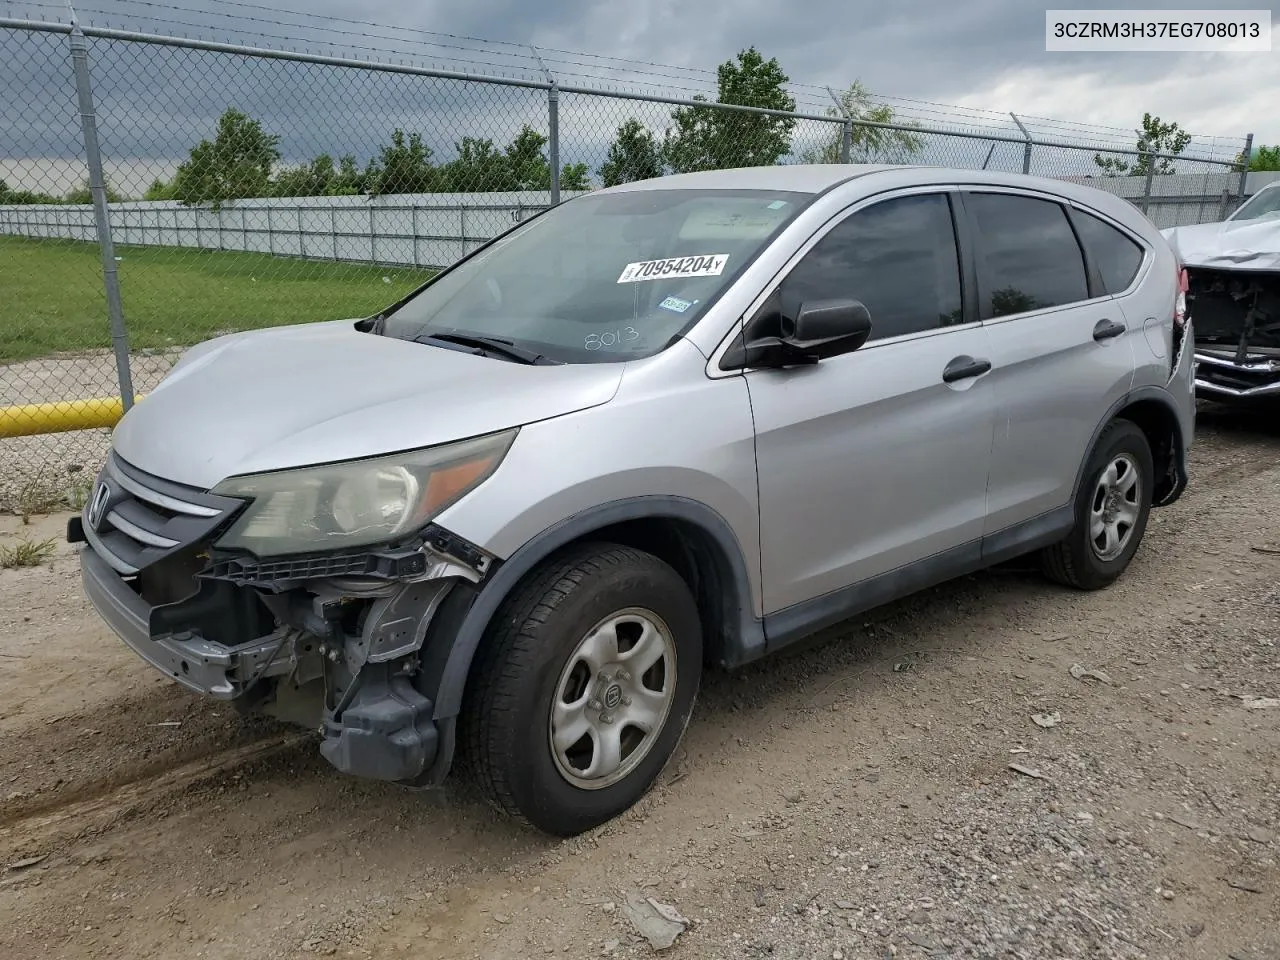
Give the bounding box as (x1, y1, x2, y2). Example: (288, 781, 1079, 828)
(1010, 113, 1032, 175)
(548, 82, 561, 205)
(68, 24, 135, 411)
(825, 86, 852, 163)
(1236, 133, 1253, 208)
(1141, 149, 1155, 215)
(531, 46, 559, 205)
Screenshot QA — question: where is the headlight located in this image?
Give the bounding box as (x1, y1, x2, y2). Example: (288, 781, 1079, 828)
(210, 430, 516, 557)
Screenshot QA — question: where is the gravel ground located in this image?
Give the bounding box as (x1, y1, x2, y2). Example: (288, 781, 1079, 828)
(0, 403, 1276, 960)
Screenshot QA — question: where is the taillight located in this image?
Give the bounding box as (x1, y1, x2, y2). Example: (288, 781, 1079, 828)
(1174, 263, 1188, 328)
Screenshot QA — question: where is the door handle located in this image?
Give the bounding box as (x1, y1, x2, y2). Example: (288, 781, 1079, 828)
(1093, 318, 1127, 341)
(942, 355, 992, 383)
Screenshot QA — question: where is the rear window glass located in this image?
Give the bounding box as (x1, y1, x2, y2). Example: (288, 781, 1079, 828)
(966, 192, 1089, 317)
(1073, 211, 1144, 293)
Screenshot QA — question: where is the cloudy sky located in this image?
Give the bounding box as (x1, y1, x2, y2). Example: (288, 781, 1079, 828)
(1, 0, 1276, 193)
(217, 0, 1278, 145)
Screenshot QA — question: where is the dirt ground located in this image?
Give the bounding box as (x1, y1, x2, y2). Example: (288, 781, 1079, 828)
(0, 404, 1277, 960)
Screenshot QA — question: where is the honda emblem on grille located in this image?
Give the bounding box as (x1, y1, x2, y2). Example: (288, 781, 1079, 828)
(87, 481, 110, 530)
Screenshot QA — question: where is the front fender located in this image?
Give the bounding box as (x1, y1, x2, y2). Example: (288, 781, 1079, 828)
(429, 495, 765, 721)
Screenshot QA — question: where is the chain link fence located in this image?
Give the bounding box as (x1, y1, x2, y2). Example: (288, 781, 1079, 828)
(0, 18, 1253, 511)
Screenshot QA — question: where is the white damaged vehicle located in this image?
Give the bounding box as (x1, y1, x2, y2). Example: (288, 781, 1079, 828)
(1163, 180, 1280, 402)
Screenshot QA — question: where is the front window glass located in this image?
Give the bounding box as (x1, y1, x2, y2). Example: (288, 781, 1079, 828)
(777, 193, 963, 341)
(379, 189, 808, 362)
(1229, 184, 1280, 222)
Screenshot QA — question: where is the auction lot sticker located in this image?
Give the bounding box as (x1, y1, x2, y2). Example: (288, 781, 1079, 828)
(617, 254, 729, 283)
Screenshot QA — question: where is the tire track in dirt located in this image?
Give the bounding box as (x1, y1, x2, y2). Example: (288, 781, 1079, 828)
(1, 420, 1278, 960)
(3, 421, 1275, 843)
(0, 734, 305, 849)
(0, 682, 294, 826)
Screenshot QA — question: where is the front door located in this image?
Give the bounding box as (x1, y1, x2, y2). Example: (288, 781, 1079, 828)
(743, 191, 997, 617)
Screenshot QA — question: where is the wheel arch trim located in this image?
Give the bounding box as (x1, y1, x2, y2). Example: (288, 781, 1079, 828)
(431, 495, 764, 720)
(1072, 386, 1189, 508)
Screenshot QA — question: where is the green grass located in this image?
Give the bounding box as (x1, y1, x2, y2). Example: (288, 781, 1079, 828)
(0, 236, 435, 362)
(0, 537, 57, 569)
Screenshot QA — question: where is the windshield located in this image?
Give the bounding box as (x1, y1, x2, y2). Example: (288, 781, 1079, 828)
(1230, 183, 1280, 222)
(379, 188, 809, 362)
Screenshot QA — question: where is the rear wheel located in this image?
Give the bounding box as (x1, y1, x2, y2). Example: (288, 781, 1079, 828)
(1041, 419, 1153, 590)
(460, 543, 702, 836)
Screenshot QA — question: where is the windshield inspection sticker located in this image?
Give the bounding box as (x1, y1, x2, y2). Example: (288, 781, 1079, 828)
(659, 296, 696, 314)
(617, 254, 729, 284)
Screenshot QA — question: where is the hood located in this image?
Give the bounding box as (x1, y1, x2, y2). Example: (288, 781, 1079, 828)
(112, 320, 624, 489)
(1163, 215, 1280, 271)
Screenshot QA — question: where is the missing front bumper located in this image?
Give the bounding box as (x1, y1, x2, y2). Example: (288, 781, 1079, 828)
(1188, 265, 1280, 400)
(80, 544, 280, 698)
(1194, 350, 1280, 399)
(79, 541, 461, 785)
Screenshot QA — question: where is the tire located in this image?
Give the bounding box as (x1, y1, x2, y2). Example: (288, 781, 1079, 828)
(459, 542, 702, 836)
(1041, 418, 1154, 591)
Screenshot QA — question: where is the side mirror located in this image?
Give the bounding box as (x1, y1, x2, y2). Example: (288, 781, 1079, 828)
(784, 299, 872, 352)
(733, 299, 873, 369)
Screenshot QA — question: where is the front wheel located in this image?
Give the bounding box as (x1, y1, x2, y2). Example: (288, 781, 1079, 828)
(1041, 419, 1153, 590)
(460, 543, 702, 836)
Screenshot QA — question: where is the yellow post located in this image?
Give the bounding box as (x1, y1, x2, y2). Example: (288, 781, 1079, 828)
(0, 395, 144, 439)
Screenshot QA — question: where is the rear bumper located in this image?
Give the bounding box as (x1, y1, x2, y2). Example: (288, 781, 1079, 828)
(1194, 349, 1280, 399)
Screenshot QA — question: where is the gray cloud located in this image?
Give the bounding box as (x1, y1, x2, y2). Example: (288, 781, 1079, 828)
(2, 0, 1275, 195)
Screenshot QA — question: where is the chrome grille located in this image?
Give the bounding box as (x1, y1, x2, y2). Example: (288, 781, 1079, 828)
(82, 453, 243, 576)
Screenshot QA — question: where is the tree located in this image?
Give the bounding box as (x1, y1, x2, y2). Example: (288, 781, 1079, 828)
(271, 154, 337, 197)
(63, 178, 123, 204)
(599, 119, 665, 186)
(1093, 113, 1191, 177)
(502, 124, 590, 191)
(505, 125, 554, 190)
(800, 80, 925, 164)
(440, 136, 510, 191)
(434, 124, 588, 192)
(326, 154, 367, 195)
(560, 163, 591, 191)
(170, 108, 281, 206)
(0, 178, 58, 204)
(663, 47, 797, 173)
(143, 177, 175, 201)
(367, 129, 440, 195)
(1243, 144, 1280, 172)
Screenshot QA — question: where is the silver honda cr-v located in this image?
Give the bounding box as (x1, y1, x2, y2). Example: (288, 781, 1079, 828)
(72, 164, 1196, 835)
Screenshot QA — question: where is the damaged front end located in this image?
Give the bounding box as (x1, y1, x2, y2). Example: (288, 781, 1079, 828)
(1164, 182, 1280, 403)
(1188, 266, 1280, 401)
(71, 451, 489, 787)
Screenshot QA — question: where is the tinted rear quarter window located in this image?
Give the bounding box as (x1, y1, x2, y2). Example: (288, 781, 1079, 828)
(966, 192, 1089, 317)
(1073, 210, 1145, 293)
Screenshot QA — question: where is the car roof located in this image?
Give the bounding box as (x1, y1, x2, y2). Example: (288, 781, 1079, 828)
(597, 164, 901, 195)
(596, 163, 1158, 239)
(592, 163, 1130, 206)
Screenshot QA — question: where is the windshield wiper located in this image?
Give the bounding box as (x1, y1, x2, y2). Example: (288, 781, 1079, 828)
(412, 332, 560, 365)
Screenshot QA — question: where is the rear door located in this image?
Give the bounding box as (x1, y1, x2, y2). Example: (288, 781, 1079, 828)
(742, 190, 997, 616)
(961, 189, 1138, 538)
